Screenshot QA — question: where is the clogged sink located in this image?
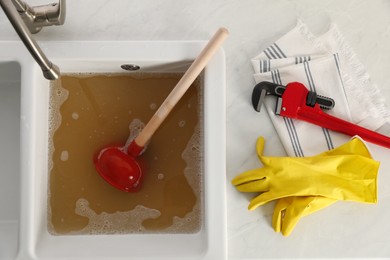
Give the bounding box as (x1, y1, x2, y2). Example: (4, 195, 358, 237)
(0, 41, 227, 259)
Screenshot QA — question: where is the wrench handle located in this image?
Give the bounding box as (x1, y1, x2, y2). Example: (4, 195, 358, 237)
(297, 105, 390, 149)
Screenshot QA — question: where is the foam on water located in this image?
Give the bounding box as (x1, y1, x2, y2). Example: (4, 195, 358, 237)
(166, 124, 203, 233)
(48, 79, 69, 171)
(178, 120, 186, 127)
(71, 198, 161, 235)
(158, 138, 202, 233)
(123, 118, 145, 152)
(47, 79, 69, 233)
(123, 117, 202, 233)
(60, 150, 69, 162)
(47, 73, 204, 235)
(68, 120, 203, 235)
(71, 112, 79, 120)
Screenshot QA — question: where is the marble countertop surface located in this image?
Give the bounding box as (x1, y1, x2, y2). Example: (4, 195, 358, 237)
(1, 0, 390, 258)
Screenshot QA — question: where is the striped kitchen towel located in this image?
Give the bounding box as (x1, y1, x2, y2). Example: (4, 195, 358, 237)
(251, 21, 390, 156)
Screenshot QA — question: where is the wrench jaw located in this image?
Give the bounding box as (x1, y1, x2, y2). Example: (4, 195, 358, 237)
(275, 97, 284, 115)
(251, 82, 285, 112)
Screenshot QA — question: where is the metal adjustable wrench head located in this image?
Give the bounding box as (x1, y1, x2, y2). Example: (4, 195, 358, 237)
(251, 81, 335, 113)
(251, 82, 285, 112)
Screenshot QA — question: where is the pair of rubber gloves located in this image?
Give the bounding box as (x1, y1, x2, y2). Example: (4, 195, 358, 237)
(232, 136, 379, 236)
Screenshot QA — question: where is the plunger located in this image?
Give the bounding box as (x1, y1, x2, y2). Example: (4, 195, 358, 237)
(94, 28, 229, 192)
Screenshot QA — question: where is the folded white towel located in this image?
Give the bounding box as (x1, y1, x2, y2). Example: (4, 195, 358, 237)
(251, 21, 390, 156)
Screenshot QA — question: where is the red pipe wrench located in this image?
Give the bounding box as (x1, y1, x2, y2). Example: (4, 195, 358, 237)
(252, 81, 390, 149)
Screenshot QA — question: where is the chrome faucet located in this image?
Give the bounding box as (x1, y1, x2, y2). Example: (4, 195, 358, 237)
(0, 0, 65, 80)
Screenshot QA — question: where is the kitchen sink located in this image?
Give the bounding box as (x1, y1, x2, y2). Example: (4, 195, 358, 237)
(0, 41, 227, 260)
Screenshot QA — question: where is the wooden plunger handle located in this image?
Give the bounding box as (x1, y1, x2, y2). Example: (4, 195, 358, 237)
(134, 27, 229, 148)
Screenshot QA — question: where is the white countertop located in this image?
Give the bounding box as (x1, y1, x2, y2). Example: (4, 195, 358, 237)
(1, 0, 390, 258)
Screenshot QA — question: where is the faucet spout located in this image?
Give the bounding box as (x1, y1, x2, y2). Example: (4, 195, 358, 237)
(0, 0, 65, 80)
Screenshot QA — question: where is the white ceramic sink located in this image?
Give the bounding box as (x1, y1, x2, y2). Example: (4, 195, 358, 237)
(0, 61, 20, 260)
(0, 41, 227, 259)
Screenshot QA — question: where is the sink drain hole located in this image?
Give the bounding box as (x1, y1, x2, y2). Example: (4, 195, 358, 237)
(121, 64, 141, 71)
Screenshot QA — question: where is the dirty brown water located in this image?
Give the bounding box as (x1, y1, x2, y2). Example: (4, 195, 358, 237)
(48, 73, 203, 235)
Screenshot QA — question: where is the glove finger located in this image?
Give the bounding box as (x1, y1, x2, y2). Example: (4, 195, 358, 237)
(280, 197, 315, 236)
(323, 137, 372, 158)
(256, 136, 265, 159)
(272, 198, 293, 233)
(272, 197, 307, 235)
(280, 196, 338, 236)
(255, 137, 273, 167)
(234, 178, 269, 193)
(248, 190, 285, 210)
(281, 207, 303, 237)
(232, 168, 268, 188)
(235, 181, 267, 192)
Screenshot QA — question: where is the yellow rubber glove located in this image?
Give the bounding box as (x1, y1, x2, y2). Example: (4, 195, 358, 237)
(232, 137, 379, 210)
(273, 137, 374, 236)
